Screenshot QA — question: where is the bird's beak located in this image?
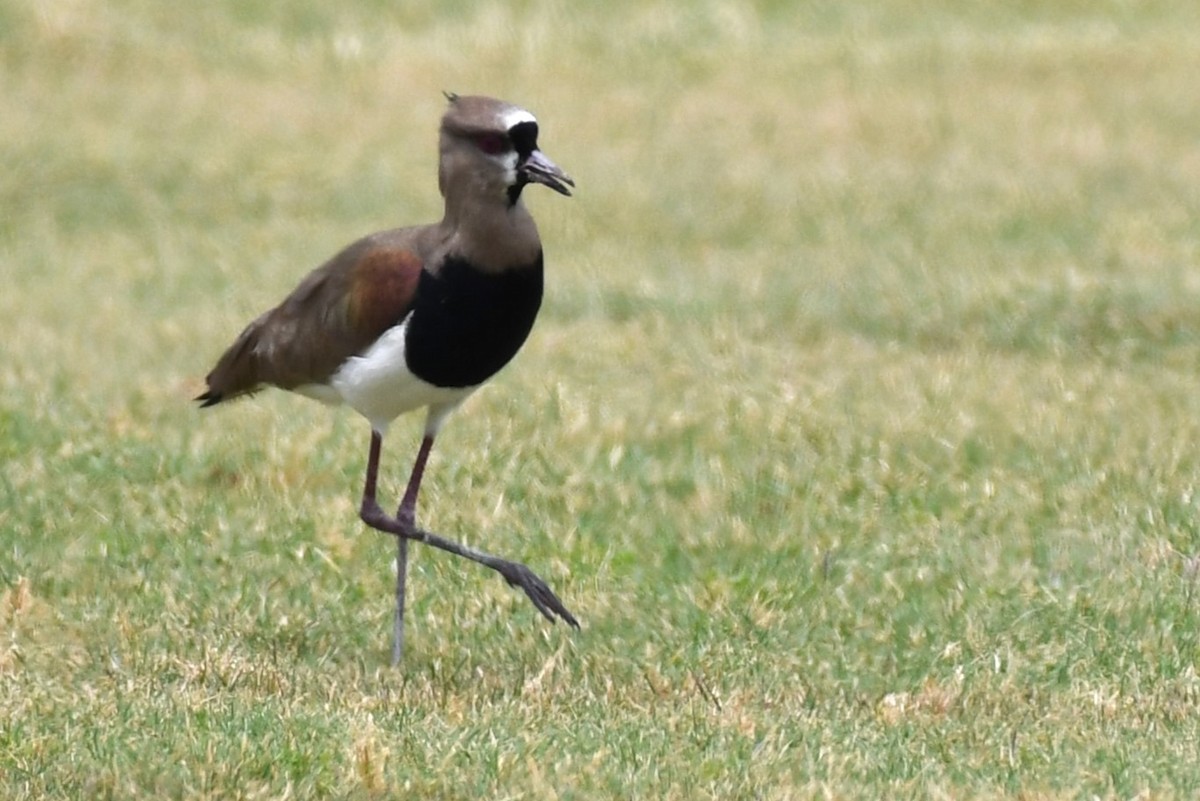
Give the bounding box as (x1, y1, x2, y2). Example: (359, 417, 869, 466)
(519, 149, 575, 196)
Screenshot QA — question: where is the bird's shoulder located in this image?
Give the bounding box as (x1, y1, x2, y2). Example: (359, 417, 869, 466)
(283, 226, 438, 336)
(202, 225, 445, 400)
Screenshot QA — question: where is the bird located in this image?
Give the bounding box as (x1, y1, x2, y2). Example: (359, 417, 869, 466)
(197, 93, 579, 664)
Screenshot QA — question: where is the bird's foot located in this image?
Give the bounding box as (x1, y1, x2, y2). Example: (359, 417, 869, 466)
(359, 500, 579, 629)
(493, 559, 580, 629)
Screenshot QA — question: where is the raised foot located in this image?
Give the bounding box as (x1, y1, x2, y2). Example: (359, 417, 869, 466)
(494, 560, 581, 629)
(359, 499, 579, 629)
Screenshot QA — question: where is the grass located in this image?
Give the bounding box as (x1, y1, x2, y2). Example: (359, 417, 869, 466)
(4, 0, 1200, 797)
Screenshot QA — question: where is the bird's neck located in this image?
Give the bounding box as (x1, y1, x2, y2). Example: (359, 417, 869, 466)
(439, 191, 542, 273)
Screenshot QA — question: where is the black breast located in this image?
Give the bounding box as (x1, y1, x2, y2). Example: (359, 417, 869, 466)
(404, 254, 544, 388)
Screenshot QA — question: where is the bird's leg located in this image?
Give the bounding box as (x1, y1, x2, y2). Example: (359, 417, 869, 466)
(389, 434, 433, 665)
(407, 524, 580, 629)
(359, 431, 580, 663)
(396, 435, 434, 525)
(358, 429, 411, 665)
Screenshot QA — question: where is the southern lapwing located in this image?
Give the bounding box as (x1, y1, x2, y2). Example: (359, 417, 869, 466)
(197, 93, 578, 663)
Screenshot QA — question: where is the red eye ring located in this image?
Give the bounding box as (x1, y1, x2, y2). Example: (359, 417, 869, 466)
(473, 133, 510, 155)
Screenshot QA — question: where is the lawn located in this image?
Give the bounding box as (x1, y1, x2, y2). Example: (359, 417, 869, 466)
(4, 0, 1200, 797)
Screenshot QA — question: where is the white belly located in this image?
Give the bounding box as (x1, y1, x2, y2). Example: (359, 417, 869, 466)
(296, 319, 476, 434)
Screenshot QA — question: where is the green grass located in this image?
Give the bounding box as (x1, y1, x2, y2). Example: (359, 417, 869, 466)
(5, 0, 1200, 797)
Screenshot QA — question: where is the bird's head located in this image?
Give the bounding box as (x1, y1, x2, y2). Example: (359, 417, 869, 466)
(438, 93, 574, 207)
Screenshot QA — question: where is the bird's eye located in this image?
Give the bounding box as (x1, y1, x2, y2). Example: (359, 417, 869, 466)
(473, 133, 510, 155)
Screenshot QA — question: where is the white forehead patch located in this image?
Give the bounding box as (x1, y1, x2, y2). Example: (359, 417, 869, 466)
(500, 108, 537, 129)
